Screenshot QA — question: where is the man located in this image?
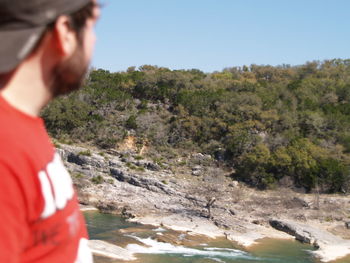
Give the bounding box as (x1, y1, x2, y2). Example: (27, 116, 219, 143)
(0, 0, 100, 262)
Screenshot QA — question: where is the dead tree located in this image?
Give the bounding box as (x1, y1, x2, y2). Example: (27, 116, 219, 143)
(206, 197, 216, 219)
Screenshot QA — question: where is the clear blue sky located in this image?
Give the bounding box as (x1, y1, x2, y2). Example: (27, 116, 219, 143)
(92, 0, 350, 73)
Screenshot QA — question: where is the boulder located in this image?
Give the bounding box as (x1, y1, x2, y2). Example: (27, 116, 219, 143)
(269, 219, 313, 244)
(269, 219, 345, 247)
(97, 201, 120, 213)
(67, 152, 88, 166)
(192, 165, 202, 176)
(192, 170, 201, 176)
(146, 162, 161, 171)
(121, 206, 136, 219)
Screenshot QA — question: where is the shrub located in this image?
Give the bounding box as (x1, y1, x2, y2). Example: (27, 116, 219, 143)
(78, 150, 92, 156)
(317, 158, 349, 193)
(126, 115, 138, 130)
(135, 155, 143, 160)
(96, 137, 117, 149)
(72, 173, 84, 179)
(91, 175, 104, 184)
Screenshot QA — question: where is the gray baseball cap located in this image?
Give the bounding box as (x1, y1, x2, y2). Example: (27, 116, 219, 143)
(0, 0, 91, 73)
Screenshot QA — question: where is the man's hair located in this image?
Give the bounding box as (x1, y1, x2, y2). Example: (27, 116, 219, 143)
(69, 1, 97, 39)
(0, 1, 96, 86)
(0, 72, 11, 89)
(33, 1, 96, 53)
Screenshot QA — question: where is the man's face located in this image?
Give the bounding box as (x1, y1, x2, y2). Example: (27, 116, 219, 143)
(51, 2, 100, 97)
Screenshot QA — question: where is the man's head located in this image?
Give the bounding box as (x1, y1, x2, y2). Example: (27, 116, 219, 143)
(0, 0, 100, 96)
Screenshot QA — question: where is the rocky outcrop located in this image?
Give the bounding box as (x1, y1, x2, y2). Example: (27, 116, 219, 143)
(59, 145, 177, 194)
(56, 143, 350, 262)
(57, 144, 194, 218)
(269, 219, 320, 244)
(109, 167, 176, 195)
(269, 219, 350, 262)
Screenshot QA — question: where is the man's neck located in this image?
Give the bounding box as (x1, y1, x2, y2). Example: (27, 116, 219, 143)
(0, 59, 52, 117)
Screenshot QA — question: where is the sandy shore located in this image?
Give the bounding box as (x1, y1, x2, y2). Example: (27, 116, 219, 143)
(130, 213, 293, 246)
(80, 205, 99, 212)
(313, 244, 350, 262)
(83, 206, 350, 262)
(130, 214, 225, 238)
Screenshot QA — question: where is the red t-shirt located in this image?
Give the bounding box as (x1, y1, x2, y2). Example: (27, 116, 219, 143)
(0, 96, 93, 263)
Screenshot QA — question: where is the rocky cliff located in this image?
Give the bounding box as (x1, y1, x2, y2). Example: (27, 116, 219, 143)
(57, 143, 350, 262)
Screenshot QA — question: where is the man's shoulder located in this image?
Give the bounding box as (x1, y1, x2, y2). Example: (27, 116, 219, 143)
(0, 102, 31, 138)
(0, 109, 30, 153)
(0, 108, 55, 171)
(0, 102, 51, 146)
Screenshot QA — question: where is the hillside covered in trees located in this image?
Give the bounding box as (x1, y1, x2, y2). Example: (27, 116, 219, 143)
(42, 59, 350, 193)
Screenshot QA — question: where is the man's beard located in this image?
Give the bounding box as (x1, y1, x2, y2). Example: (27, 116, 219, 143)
(50, 45, 88, 97)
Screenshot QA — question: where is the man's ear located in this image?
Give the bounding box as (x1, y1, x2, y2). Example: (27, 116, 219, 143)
(52, 16, 78, 57)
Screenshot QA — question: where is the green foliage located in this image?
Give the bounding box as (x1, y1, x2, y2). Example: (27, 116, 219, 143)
(339, 135, 350, 153)
(317, 158, 349, 193)
(126, 162, 145, 172)
(79, 150, 92, 156)
(96, 137, 117, 149)
(107, 178, 114, 184)
(235, 143, 275, 189)
(135, 155, 143, 160)
(72, 173, 84, 179)
(126, 115, 138, 130)
(42, 95, 92, 138)
(235, 138, 350, 192)
(91, 175, 104, 184)
(42, 60, 350, 193)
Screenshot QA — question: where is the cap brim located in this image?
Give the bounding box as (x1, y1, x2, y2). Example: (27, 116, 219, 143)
(0, 26, 46, 73)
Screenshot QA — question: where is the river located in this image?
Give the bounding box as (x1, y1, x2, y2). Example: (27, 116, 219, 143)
(84, 211, 350, 263)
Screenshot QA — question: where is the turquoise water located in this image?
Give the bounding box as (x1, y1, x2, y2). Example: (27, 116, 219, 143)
(84, 211, 346, 263)
(85, 211, 137, 239)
